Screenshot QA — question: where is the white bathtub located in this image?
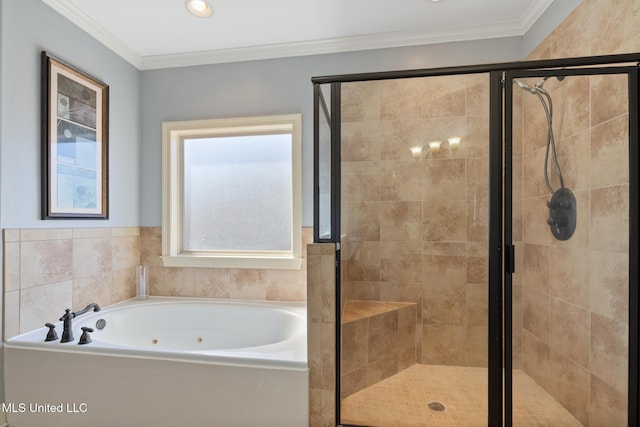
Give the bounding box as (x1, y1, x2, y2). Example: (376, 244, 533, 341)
(4, 297, 308, 427)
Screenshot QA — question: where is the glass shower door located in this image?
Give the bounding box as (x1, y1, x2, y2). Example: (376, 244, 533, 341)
(312, 54, 640, 427)
(505, 66, 639, 426)
(338, 73, 491, 427)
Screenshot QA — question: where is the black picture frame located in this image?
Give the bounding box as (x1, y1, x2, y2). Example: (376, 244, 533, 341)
(41, 51, 109, 219)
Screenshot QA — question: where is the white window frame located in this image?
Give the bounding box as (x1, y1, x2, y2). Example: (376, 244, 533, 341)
(161, 114, 303, 270)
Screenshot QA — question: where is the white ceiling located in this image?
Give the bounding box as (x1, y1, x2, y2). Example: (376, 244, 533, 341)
(43, 0, 557, 70)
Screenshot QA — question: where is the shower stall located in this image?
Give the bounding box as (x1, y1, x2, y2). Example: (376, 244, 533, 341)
(313, 54, 640, 426)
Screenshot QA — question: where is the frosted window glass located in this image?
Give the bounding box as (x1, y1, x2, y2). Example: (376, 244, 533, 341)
(182, 134, 293, 252)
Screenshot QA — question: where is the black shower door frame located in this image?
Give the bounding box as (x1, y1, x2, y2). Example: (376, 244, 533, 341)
(312, 52, 640, 427)
(501, 64, 640, 427)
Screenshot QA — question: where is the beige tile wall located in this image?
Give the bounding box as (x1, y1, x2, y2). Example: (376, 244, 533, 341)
(515, 0, 639, 424)
(307, 243, 336, 427)
(3, 227, 140, 340)
(308, 1, 639, 425)
(516, 73, 630, 423)
(341, 301, 416, 397)
(139, 226, 312, 301)
(3, 226, 311, 341)
(340, 73, 490, 369)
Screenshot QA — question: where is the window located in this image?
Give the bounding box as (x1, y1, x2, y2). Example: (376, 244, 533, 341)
(162, 114, 302, 269)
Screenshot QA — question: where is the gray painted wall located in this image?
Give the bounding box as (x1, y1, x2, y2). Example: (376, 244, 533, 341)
(140, 37, 525, 227)
(138, 1, 583, 228)
(0, 0, 3, 411)
(0, 0, 139, 404)
(0, 0, 582, 229)
(0, 0, 140, 229)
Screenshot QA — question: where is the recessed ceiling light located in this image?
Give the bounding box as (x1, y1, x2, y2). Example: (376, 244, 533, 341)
(185, 0, 213, 18)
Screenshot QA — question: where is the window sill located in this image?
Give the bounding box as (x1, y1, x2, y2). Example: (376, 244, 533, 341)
(160, 255, 303, 270)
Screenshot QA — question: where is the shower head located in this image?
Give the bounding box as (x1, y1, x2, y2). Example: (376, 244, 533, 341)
(515, 76, 561, 94)
(515, 77, 549, 94)
(515, 79, 537, 94)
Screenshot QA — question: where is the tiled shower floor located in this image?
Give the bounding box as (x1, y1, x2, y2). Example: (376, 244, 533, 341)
(341, 364, 583, 426)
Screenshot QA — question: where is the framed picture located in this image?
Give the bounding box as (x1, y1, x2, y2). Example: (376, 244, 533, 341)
(41, 51, 109, 219)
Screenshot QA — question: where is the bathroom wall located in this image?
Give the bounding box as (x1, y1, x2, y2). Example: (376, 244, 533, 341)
(0, 0, 141, 402)
(0, 0, 141, 229)
(514, 0, 640, 425)
(0, 1, 5, 408)
(2, 227, 140, 340)
(0, 0, 141, 321)
(0, 0, 606, 419)
(139, 227, 312, 301)
(339, 73, 490, 374)
(527, 0, 640, 60)
(333, 2, 639, 418)
(0, 0, 140, 335)
(307, 243, 337, 427)
(2, 226, 312, 342)
(0, 0, 526, 353)
(517, 76, 629, 425)
(521, 0, 585, 57)
(333, 1, 638, 424)
(139, 39, 527, 230)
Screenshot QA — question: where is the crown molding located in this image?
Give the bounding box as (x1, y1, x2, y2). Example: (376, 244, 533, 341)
(43, 0, 555, 71)
(139, 23, 525, 70)
(42, 0, 142, 68)
(519, 0, 555, 33)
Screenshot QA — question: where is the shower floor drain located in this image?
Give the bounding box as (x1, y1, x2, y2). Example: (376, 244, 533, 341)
(428, 401, 446, 412)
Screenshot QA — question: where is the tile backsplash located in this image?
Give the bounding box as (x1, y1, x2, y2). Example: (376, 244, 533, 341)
(139, 226, 312, 301)
(3, 227, 140, 340)
(3, 226, 311, 340)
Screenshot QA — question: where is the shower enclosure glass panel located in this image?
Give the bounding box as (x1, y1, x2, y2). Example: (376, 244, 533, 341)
(338, 74, 491, 426)
(315, 83, 333, 241)
(313, 54, 639, 427)
(507, 68, 634, 426)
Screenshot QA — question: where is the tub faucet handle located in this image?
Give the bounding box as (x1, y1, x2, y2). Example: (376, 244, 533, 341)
(59, 308, 75, 343)
(44, 322, 58, 342)
(79, 327, 94, 345)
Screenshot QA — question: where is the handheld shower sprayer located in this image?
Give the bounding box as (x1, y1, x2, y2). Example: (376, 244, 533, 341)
(514, 75, 564, 192)
(514, 74, 575, 241)
(515, 79, 536, 93)
(515, 75, 562, 94)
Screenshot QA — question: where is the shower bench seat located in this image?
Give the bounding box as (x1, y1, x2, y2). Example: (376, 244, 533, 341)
(341, 300, 417, 397)
(342, 300, 415, 323)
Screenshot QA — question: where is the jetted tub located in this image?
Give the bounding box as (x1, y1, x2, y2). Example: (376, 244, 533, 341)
(4, 297, 308, 427)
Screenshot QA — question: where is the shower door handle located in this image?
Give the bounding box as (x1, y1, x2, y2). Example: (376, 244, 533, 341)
(505, 244, 515, 274)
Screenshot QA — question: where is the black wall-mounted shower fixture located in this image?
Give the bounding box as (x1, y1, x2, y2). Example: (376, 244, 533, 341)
(547, 187, 577, 240)
(516, 75, 576, 240)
